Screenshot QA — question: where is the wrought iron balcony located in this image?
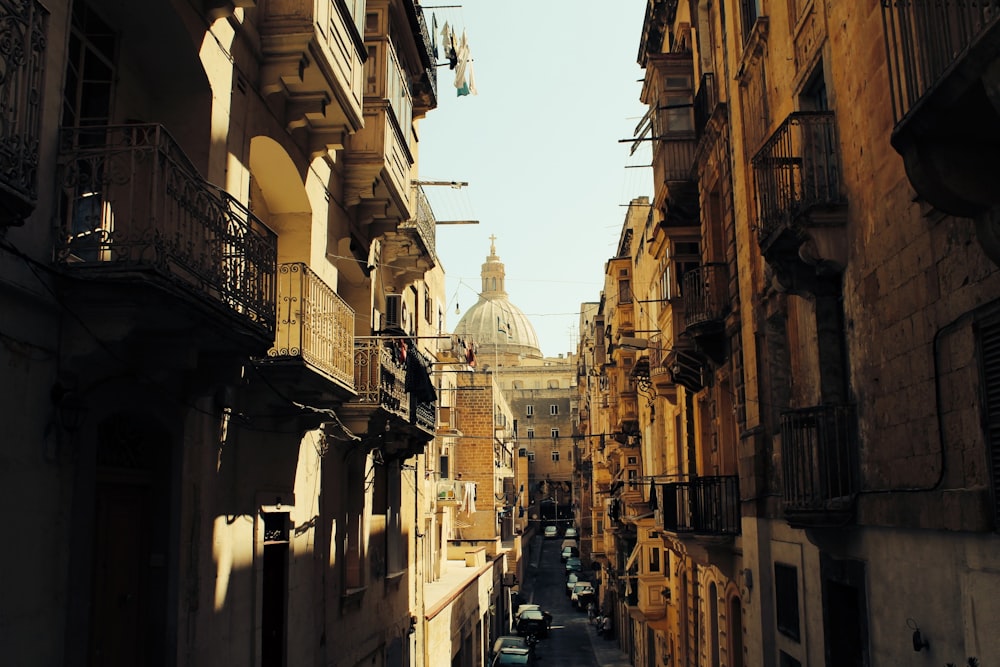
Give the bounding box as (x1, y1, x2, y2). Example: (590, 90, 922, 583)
(657, 476, 740, 537)
(381, 183, 439, 284)
(881, 0, 1000, 220)
(780, 404, 858, 526)
(265, 262, 355, 391)
(693, 72, 719, 140)
(0, 0, 45, 225)
(882, 0, 1000, 128)
(350, 336, 436, 438)
(55, 124, 277, 339)
(352, 336, 409, 422)
(682, 263, 729, 333)
(410, 1, 438, 112)
(751, 111, 845, 252)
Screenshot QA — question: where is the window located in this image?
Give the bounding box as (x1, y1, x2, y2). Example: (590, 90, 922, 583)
(649, 547, 660, 572)
(550, 404, 559, 416)
(550, 428, 559, 439)
(740, 0, 761, 42)
(527, 451, 535, 462)
(627, 469, 638, 490)
(551, 451, 560, 462)
(775, 563, 801, 641)
(526, 405, 534, 417)
(619, 279, 632, 304)
(519, 447, 527, 457)
(527, 428, 534, 439)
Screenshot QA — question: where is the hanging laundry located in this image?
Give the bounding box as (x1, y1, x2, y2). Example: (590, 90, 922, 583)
(440, 21, 457, 69)
(454, 29, 477, 97)
(465, 482, 477, 514)
(431, 13, 439, 59)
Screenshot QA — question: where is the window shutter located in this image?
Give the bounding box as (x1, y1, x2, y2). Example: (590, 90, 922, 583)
(978, 316, 1000, 528)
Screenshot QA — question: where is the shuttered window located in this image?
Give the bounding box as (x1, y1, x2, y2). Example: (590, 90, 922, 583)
(977, 315, 1000, 529)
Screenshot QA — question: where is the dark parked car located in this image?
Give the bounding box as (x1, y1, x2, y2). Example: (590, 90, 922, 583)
(492, 647, 536, 666)
(560, 545, 580, 562)
(492, 635, 529, 658)
(564, 557, 582, 575)
(565, 572, 580, 596)
(515, 609, 549, 638)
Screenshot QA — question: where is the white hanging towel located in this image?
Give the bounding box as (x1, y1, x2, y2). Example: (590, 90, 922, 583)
(455, 30, 477, 96)
(465, 481, 477, 514)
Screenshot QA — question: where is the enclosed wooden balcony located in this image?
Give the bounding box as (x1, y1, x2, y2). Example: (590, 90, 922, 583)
(657, 475, 740, 537)
(344, 38, 414, 224)
(256, 262, 356, 402)
(882, 0, 1000, 219)
(257, 0, 367, 157)
(780, 403, 858, 527)
(55, 124, 277, 345)
(0, 0, 45, 226)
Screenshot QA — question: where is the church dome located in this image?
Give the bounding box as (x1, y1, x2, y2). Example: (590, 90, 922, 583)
(454, 239, 542, 360)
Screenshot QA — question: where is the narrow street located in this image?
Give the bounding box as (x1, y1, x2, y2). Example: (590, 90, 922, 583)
(516, 536, 630, 667)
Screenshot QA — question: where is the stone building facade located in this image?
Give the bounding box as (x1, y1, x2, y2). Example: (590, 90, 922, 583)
(577, 1, 1000, 666)
(0, 1, 515, 665)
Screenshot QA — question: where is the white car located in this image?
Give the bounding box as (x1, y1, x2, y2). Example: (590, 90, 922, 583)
(543, 525, 558, 539)
(564, 527, 579, 538)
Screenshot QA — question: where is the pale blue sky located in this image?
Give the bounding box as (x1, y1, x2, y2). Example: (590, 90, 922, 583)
(419, 1, 651, 357)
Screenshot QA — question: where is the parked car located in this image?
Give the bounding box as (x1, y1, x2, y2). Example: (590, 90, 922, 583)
(564, 557, 582, 575)
(571, 581, 594, 607)
(515, 604, 552, 630)
(565, 572, 580, 596)
(564, 527, 579, 539)
(492, 647, 535, 666)
(575, 586, 597, 610)
(560, 545, 580, 562)
(543, 525, 558, 539)
(515, 608, 549, 638)
(492, 635, 529, 659)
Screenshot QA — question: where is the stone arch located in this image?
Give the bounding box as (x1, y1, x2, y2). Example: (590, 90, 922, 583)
(248, 136, 313, 264)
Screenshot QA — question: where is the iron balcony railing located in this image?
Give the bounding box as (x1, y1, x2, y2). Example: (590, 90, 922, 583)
(268, 263, 355, 388)
(780, 404, 859, 515)
(751, 111, 843, 244)
(881, 0, 1000, 125)
(56, 124, 277, 336)
(658, 476, 741, 536)
(0, 0, 46, 224)
(412, 391, 436, 434)
(693, 72, 718, 140)
(413, 2, 437, 95)
(353, 337, 409, 421)
(400, 183, 438, 264)
(682, 263, 729, 330)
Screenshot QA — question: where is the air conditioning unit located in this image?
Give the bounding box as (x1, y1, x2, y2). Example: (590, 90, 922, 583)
(384, 294, 403, 331)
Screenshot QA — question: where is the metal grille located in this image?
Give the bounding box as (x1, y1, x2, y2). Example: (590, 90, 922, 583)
(881, 0, 1000, 125)
(977, 315, 1000, 528)
(780, 404, 858, 513)
(269, 262, 355, 388)
(56, 124, 277, 335)
(751, 112, 843, 244)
